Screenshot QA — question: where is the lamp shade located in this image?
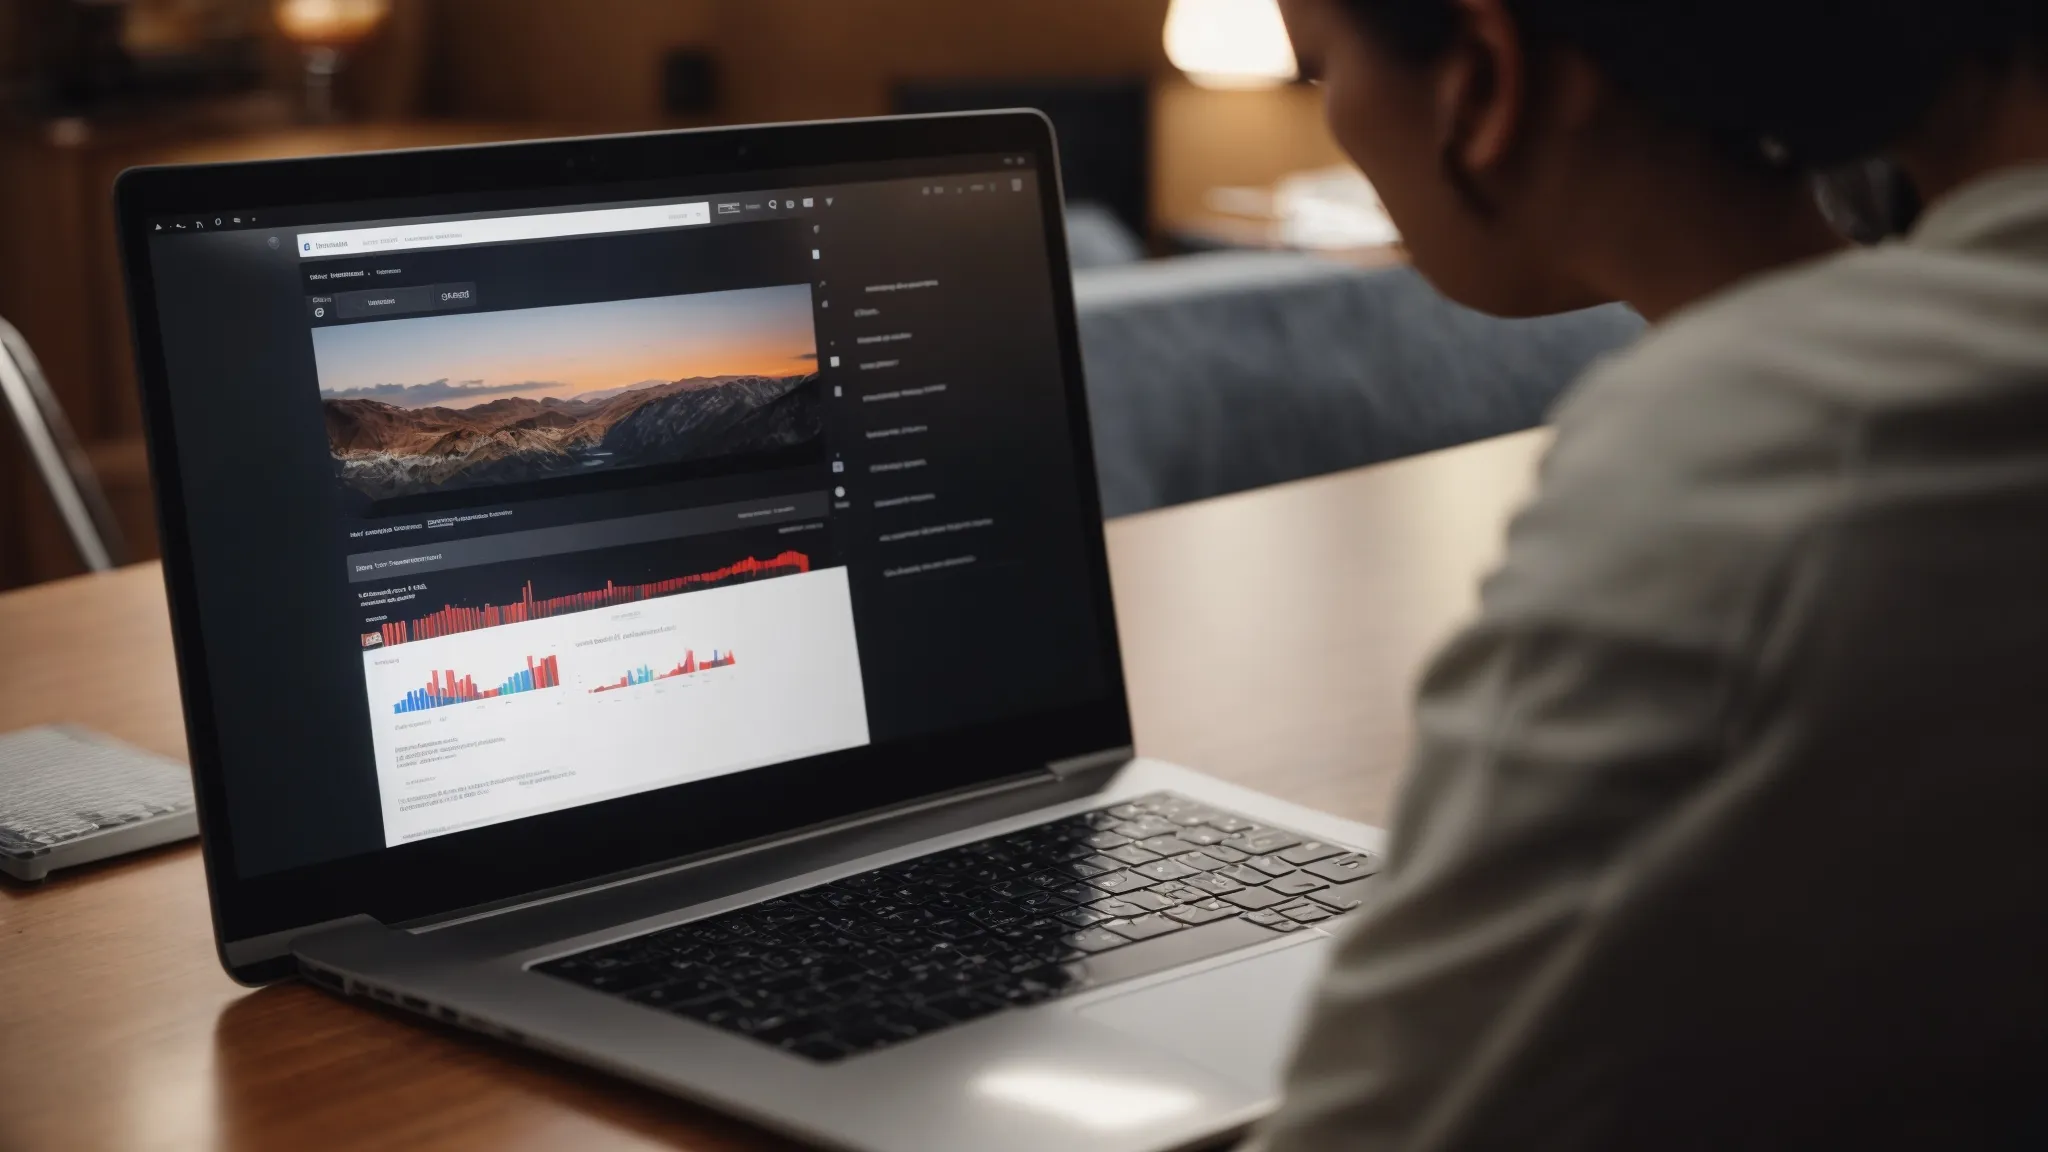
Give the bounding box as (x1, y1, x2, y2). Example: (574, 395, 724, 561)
(1163, 0, 1299, 90)
(273, 0, 392, 49)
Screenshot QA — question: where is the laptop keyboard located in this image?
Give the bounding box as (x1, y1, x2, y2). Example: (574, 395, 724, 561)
(532, 791, 1382, 1062)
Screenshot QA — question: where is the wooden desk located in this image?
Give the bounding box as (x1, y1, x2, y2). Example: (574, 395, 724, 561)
(0, 430, 1546, 1151)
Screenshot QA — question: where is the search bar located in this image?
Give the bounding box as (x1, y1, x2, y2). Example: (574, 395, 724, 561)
(296, 201, 712, 258)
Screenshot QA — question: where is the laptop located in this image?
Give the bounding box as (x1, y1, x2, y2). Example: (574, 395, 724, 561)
(114, 112, 1385, 1152)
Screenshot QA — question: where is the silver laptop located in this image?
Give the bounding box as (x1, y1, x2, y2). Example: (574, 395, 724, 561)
(114, 112, 1385, 1152)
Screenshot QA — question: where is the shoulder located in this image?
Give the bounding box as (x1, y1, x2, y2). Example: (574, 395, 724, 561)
(1494, 237, 2048, 636)
(1482, 253, 1895, 637)
(1562, 241, 2048, 460)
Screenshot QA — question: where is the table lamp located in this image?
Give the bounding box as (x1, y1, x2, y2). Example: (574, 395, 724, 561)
(1163, 0, 1299, 90)
(272, 0, 391, 120)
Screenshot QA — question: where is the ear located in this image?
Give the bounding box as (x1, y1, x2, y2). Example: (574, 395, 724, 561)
(1436, 0, 1528, 174)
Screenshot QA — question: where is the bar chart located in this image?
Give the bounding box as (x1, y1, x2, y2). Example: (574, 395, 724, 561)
(377, 552, 811, 648)
(392, 654, 562, 714)
(362, 566, 870, 847)
(589, 650, 738, 694)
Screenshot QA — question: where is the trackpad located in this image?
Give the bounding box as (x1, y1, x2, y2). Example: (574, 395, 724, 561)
(1077, 935, 1333, 1093)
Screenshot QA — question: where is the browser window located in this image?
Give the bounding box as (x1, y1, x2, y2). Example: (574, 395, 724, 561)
(142, 157, 1111, 872)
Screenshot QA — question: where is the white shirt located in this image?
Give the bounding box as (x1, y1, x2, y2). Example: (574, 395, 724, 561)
(1257, 164, 2048, 1151)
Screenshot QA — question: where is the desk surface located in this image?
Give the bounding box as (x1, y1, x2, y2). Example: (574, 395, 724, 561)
(0, 431, 1545, 1152)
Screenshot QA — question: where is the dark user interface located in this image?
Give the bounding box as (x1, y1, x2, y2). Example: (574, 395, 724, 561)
(144, 160, 1108, 876)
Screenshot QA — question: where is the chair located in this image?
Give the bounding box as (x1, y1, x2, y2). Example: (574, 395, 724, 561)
(0, 315, 125, 572)
(1075, 251, 1644, 516)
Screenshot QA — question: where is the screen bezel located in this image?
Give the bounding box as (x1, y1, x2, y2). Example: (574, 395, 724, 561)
(113, 112, 1132, 981)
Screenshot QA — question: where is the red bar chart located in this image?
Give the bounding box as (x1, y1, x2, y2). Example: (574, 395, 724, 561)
(378, 552, 811, 648)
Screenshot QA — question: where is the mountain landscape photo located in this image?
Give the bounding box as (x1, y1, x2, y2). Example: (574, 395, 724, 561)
(311, 285, 820, 503)
(322, 373, 821, 501)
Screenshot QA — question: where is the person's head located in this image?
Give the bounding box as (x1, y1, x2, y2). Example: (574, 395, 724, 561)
(1275, 0, 2047, 318)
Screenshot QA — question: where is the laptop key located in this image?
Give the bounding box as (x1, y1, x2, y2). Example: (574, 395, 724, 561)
(1114, 817, 1180, 840)
(1179, 872, 1246, 896)
(1304, 853, 1384, 884)
(1014, 890, 1074, 914)
(1053, 883, 1109, 904)
(1101, 844, 1162, 867)
(1308, 878, 1376, 912)
(1225, 828, 1304, 855)
(1267, 872, 1329, 897)
(1140, 835, 1201, 856)
(1133, 858, 1197, 883)
(1090, 896, 1151, 919)
(1103, 914, 1185, 942)
(678, 993, 760, 1025)
(989, 879, 1042, 901)
(1057, 906, 1112, 928)
(630, 976, 725, 1008)
(1064, 927, 1133, 953)
(1243, 854, 1297, 877)
(967, 902, 1031, 928)
(1222, 887, 1290, 911)
(578, 962, 669, 994)
(1089, 870, 1154, 895)
(1053, 858, 1117, 880)
(1278, 841, 1349, 866)
(1114, 889, 1178, 913)
(1166, 900, 1239, 926)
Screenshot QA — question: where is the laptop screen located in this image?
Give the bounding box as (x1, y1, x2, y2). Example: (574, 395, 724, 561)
(140, 150, 1113, 878)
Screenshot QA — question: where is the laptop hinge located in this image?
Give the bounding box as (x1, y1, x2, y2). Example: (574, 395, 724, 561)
(1046, 745, 1135, 781)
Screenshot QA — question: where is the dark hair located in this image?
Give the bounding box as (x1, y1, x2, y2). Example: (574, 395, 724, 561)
(1341, 0, 2045, 168)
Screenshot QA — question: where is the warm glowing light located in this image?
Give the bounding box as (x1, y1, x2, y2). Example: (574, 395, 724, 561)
(273, 0, 392, 48)
(976, 1068, 1202, 1131)
(1163, 0, 1299, 90)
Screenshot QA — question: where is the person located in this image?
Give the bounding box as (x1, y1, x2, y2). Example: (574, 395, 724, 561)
(1253, 1, 2048, 1148)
